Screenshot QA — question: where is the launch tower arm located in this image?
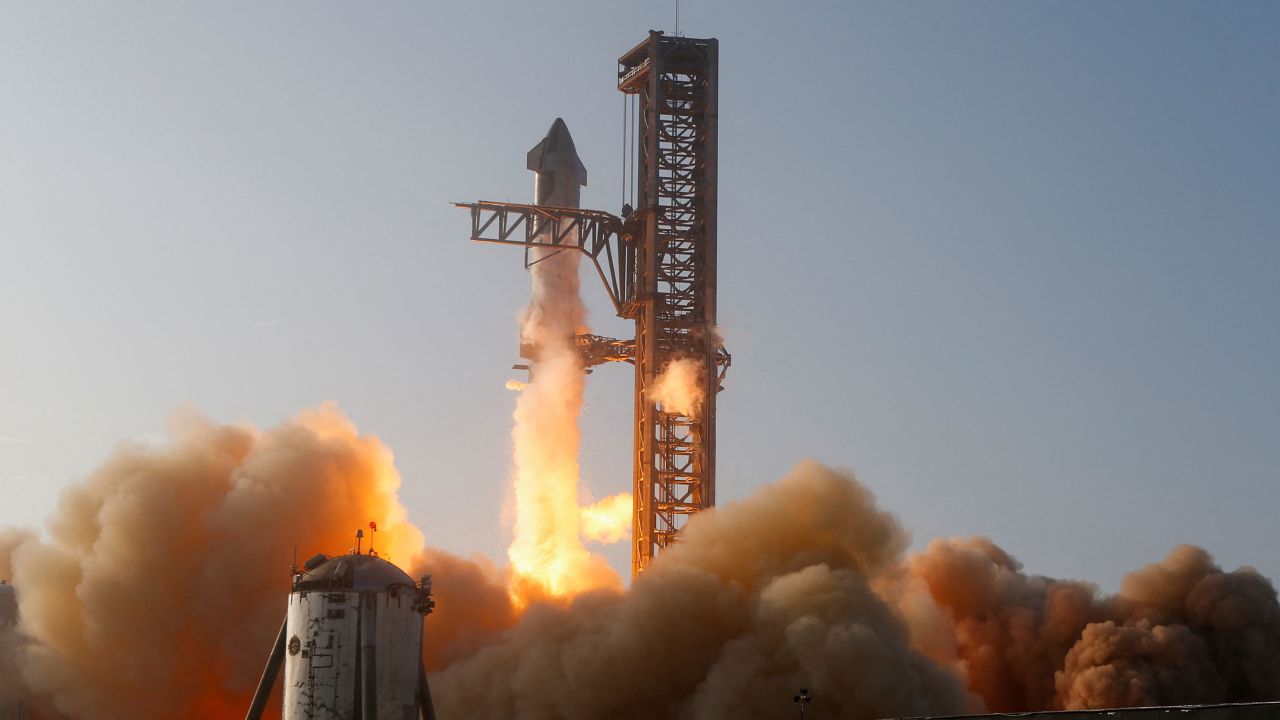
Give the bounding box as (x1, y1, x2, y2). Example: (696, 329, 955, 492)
(576, 333, 635, 367)
(455, 201, 636, 315)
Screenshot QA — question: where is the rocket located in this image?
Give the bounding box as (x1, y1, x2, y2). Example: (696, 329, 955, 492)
(515, 118, 590, 369)
(527, 117, 588, 207)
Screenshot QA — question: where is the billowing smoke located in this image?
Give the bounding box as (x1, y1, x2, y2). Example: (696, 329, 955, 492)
(3, 411, 1280, 718)
(1062, 545, 1280, 708)
(0, 406, 493, 719)
(433, 460, 974, 720)
(903, 538, 1280, 712)
(413, 549, 518, 673)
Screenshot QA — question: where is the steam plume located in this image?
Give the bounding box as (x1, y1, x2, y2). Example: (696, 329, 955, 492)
(651, 357, 705, 417)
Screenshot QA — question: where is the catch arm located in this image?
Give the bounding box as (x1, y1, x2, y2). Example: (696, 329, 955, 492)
(454, 201, 638, 316)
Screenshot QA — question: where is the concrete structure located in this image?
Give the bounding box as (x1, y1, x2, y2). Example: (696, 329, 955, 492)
(458, 30, 727, 575)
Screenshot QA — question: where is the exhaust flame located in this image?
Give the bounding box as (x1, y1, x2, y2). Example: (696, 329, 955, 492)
(651, 356, 705, 417)
(580, 492, 633, 544)
(506, 242, 621, 603)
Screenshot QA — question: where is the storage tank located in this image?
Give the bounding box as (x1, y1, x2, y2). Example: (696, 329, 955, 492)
(279, 552, 434, 720)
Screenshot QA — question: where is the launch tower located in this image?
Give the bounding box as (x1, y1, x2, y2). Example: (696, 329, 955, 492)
(458, 31, 726, 575)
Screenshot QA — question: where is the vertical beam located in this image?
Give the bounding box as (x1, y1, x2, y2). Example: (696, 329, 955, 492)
(631, 31, 663, 577)
(701, 38, 719, 508)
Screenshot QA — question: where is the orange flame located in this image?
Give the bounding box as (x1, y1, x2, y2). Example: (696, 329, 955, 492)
(506, 244, 624, 604)
(581, 493, 633, 544)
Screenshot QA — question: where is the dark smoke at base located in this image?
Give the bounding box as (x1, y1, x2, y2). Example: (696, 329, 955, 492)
(0, 411, 1277, 718)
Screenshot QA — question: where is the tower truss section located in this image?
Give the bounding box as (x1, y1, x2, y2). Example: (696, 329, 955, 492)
(619, 31, 722, 575)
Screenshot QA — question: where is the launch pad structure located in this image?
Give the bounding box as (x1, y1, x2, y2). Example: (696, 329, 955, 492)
(458, 31, 727, 575)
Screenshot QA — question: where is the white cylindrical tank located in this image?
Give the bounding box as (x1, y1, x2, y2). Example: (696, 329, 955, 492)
(283, 553, 431, 720)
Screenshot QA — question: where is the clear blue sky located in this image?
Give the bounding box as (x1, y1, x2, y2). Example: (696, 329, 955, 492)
(1, 1, 1276, 589)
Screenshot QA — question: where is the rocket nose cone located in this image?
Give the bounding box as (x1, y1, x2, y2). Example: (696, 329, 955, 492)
(528, 117, 588, 186)
(544, 117, 577, 155)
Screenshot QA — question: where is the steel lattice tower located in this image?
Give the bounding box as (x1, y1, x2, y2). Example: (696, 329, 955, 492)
(458, 31, 727, 576)
(619, 32, 722, 574)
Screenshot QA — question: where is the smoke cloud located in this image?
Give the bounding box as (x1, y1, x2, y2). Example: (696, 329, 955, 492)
(3, 411, 1279, 718)
(0, 406, 459, 720)
(903, 538, 1280, 712)
(412, 549, 519, 673)
(433, 461, 974, 720)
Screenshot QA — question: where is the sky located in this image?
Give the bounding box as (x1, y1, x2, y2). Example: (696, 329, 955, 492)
(1, 1, 1277, 590)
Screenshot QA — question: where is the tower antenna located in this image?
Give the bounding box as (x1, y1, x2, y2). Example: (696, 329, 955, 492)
(675, 0, 680, 35)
